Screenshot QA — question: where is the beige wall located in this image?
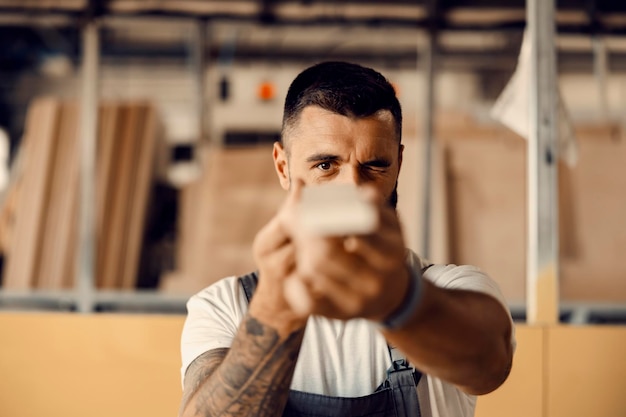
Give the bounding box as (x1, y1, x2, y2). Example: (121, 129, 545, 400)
(0, 313, 625, 417)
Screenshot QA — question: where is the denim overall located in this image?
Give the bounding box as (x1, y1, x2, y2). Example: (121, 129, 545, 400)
(239, 272, 422, 417)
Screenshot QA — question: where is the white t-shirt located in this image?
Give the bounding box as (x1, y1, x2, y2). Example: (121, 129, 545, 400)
(180, 250, 515, 417)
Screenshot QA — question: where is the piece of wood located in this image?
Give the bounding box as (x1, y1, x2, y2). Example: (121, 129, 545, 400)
(99, 104, 145, 289)
(96, 103, 119, 241)
(96, 103, 125, 288)
(120, 104, 158, 289)
(37, 101, 80, 289)
(60, 102, 81, 289)
(3, 98, 61, 290)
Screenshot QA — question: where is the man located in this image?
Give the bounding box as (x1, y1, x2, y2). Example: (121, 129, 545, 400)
(179, 61, 515, 417)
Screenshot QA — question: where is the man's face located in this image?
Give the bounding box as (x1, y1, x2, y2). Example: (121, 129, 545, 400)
(273, 106, 403, 207)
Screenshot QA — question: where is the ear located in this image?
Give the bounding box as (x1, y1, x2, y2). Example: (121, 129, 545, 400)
(273, 141, 291, 190)
(398, 143, 404, 172)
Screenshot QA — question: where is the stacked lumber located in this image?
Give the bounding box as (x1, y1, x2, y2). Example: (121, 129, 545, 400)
(160, 144, 285, 294)
(0, 98, 160, 290)
(97, 102, 160, 290)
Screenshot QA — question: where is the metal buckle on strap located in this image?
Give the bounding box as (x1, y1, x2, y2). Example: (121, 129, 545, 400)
(386, 359, 421, 386)
(387, 358, 410, 376)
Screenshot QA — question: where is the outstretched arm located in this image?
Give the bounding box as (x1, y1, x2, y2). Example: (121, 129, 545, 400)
(179, 183, 308, 417)
(179, 314, 305, 417)
(382, 273, 513, 395)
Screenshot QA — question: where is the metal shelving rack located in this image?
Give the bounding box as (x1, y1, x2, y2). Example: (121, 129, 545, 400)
(0, 0, 625, 321)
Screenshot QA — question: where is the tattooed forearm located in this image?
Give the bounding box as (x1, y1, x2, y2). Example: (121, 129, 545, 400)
(180, 348, 229, 416)
(179, 314, 305, 417)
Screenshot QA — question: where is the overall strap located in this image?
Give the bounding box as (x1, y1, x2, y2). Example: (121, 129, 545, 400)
(387, 346, 422, 386)
(239, 271, 259, 303)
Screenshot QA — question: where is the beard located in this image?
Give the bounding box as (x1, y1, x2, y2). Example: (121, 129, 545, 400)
(388, 181, 399, 209)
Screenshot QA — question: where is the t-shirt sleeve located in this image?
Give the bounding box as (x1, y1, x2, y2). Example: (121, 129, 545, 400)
(407, 250, 517, 350)
(179, 276, 247, 386)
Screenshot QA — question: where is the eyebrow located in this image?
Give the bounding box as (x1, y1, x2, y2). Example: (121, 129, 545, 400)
(305, 153, 341, 163)
(305, 153, 392, 168)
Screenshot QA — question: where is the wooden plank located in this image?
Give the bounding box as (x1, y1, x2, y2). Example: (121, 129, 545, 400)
(114, 103, 146, 289)
(37, 101, 80, 289)
(62, 175, 80, 289)
(96, 103, 119, 240)
(96, 103, 124, 288)
(99, 104, 144, 289)
(120, 104, 158, 289)
(59, 102, 81, 289)
(3, 98, 61, 290)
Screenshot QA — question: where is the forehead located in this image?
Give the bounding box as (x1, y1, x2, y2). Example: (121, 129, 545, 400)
(284, 106, 398, 154)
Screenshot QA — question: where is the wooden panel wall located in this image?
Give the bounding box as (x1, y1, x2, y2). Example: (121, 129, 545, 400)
(441, 124, 626, 303)
(547, 326, 626, 417)
(0, 313, 183, 417)
(1, 315, 625, 417)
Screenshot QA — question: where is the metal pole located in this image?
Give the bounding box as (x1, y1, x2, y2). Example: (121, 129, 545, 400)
(77, 20, 99, 313)
(420, 30, 436, 260)
(193, 19, 209, 144)
(526, 0, 559, 324)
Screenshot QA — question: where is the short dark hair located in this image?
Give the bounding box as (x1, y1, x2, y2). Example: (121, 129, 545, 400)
(282, 61, 402, 143)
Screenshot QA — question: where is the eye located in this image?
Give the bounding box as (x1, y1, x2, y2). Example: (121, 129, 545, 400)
(364, 165, 386, 173)
(316, 162, 332, 171)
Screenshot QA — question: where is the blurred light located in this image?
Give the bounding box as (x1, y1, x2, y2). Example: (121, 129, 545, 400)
(257, 81, 276, 101)
(38, 53, 73, 78)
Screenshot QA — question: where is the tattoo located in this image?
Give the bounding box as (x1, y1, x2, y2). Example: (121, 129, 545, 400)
(179, 314, 305, 417)
(180, 348, 229, 416)
(245, 317, 266, 337)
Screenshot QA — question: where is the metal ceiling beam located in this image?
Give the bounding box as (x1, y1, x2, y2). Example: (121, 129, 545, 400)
(1, 6, 626, 35)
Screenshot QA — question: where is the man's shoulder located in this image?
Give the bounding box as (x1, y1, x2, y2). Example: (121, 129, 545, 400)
(187, 275, 246, 310)
(193, 275, 239, 295)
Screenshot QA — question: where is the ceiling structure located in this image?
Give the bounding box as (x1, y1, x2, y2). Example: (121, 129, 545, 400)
(0, 0, 626, 75)
(0, 0, 625, 29)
